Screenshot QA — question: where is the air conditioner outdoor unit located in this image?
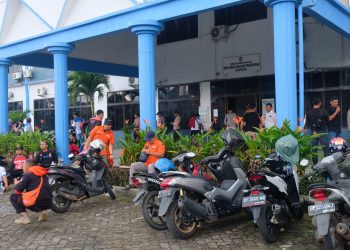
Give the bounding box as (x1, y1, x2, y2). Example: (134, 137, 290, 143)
(23, 69, 32, 78)
(211, 25, 228, 40)
(12, 72, 22, 80)
(128, 77, 139, 88)
(37, 87, 47, 97)
(8, 92, 14, 99)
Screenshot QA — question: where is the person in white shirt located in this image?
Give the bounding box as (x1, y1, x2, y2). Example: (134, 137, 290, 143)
(263, 103, 276, 129)
(0, 164, 9, 192)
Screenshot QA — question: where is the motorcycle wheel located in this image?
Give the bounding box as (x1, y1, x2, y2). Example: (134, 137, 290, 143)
(141, 190, 167, 231)
(323, 214, 345, 250)
(50, 183, 72, 213)
(103, 179, 116, 200)
(257, 202, 279, 243)
(166, 199, 198, 240)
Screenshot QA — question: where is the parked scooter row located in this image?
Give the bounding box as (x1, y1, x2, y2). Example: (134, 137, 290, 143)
(149, 130, 308, 242)
(307, 137, 350, 250)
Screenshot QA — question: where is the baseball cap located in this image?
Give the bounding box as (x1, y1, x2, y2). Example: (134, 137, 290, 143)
(144, 131, 155, 141)
(104, 118, 113, 126)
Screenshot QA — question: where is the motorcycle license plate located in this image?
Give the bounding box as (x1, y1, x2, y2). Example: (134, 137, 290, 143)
(308, 203, 335, 216)
(158, 189, 171, 199)
(242, 194, 266, 208)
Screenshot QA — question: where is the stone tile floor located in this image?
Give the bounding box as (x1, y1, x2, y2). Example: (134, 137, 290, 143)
(0, 190, 323, 250)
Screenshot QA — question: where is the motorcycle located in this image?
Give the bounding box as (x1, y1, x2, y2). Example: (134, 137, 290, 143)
(48, 140, 116, 213)
(132, 152, 209, 231)
(157, 129, 248, 239)
(308, 151, 350, 250)
(244, 152, 306, 243)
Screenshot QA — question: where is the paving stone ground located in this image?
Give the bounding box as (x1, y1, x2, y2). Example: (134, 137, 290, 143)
(0, 189, 323, 250)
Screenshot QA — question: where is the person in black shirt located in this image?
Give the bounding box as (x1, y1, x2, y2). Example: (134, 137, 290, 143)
(241, 104, 261, 140)
(211, 116, 222, 132)
(35, 140, 58, 167)
(328, 96, 341, 141)
(305, 98, 330, 164)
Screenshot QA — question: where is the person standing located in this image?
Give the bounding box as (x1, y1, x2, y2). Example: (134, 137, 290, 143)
(328, 96, 341, 141)
(81, 110, 104, 139)
(72, 112, 84, 146)
(84, 118, 115, 167)
(156, 112, 166, 130)
(172, 111, 181, 140)
(133, 113, 141, 141)
(8, 146, 28, 184)
(211, 116, 222, 132)
(263, 103, 277, 129)
(305, 98, 329, 164)
(35, 141, 58, 167)
(241, 104, 261, 140)
(224, 109, 237, 129)
(39, 119, 47, 132)
(10, 159, 52, 224)
(24, 118, 33, 133)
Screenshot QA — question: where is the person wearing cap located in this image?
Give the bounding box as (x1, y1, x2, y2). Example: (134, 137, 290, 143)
(8, 146, 28, 184)
(84, 118, 115, 167)
(124, 131, 165, 190)
(156, 112, 166, 130)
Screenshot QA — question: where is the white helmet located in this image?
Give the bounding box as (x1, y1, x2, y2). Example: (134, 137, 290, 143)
(90, 139, 106, 151)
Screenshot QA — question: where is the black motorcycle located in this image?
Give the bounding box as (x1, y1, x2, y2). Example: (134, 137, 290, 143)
(48, 149, 116, 213)
(158, 129, 248, 239)
(132, 152, 202, 230)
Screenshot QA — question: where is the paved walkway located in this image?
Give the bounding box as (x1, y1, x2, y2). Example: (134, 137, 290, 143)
(0, 190, 323, 250)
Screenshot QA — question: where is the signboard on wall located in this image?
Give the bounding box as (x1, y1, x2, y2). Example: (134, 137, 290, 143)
(223, 54, 261, 73)
(199, 106, 210, 130)
(261, 98, 275, 116)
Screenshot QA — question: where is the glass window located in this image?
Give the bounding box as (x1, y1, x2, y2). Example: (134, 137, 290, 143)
(215, 2, 267, 26)
(108, 93, 115, 103)
(8, 101, 23, 112)
(260, 76, 275, 92)
(211, 81, 227, 97)
(343, 70, 350, 86)
(306, 72, 323, 89)
(325, 71, 340, 88)
(242, 77, 259, 93)
(342, 90, 350, 128)
(157, 15, 198, 45)
(227, 79, 241, 94)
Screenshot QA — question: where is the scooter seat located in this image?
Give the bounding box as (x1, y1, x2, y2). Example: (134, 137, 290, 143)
(220, 180, 236, 190)
(308, 183, 336, 190)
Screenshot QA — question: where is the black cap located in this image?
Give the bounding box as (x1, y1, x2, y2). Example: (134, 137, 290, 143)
(144, 131, 155, 141)
(104, 118, 113, 126)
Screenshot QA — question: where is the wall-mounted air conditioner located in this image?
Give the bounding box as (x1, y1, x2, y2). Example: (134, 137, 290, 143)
(8, 92, 14, 99)
(23, 69, 32, 78)
(37, 87, 47, 97)
(128, 77, 139, 88)
(211, 25, 228, 40)
(12, 72, 22, 80)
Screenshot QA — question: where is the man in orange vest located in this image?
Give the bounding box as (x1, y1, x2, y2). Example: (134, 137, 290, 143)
(84, 118, 115, 167)
(10, 159, 52, 224)
(124, 131, 165, 190)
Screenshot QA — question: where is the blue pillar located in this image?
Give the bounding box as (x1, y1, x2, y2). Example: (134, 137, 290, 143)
(131, 20, 163, 130)
(22, 66, 31, 117)
(47, 43, 74, 164)
(0, 59, 11, 134)
(298, 4, 304, 128)
(265, 0, 298, 129)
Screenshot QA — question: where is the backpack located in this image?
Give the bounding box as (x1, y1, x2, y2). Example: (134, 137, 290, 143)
(22, 177, 43, 207)
(188, 117, 195, 129)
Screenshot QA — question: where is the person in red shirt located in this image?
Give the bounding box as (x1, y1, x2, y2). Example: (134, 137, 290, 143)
(8, 145, 27, 184)
(124, 131, 165, 190)
(84, 118, 115, 167)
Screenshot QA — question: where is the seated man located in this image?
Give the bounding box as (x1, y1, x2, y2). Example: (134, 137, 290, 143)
(10, 159, 52, 224)
(35, 140, 58, 167)
(0, 164, 9, 192)
(124, 131, 165, 190)
(8, 146, 27, 184)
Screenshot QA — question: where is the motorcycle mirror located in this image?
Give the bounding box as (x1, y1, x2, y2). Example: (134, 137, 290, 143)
(68, 153, 75, 159)
(186, 152, 196, 158)
(300, 159, 309, 167)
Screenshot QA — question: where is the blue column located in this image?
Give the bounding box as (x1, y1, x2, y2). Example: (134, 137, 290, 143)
(131, 20, 163, 130)
(22, 66, 31, 117)
(298, 4, 304, 128)
(0, 59, 11, 134)
(265, 0, 298, 129)
(47, 43, 74, 164)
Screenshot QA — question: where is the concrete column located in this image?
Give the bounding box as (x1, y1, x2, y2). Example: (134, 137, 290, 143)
(0, 58, 11, 134)
(131, 20, 163, 130)
(47, 43, 74, 164)
(200, 81, 211, 130)
(265, 0, 298, 129)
